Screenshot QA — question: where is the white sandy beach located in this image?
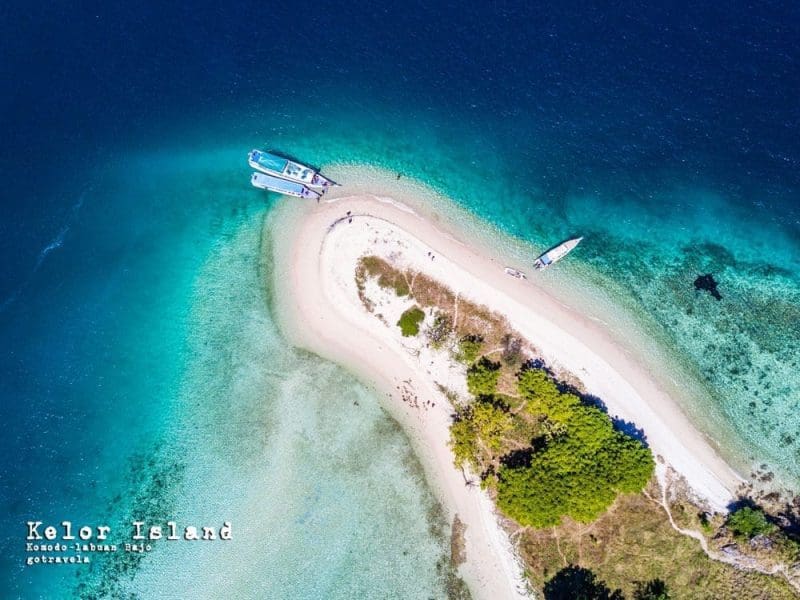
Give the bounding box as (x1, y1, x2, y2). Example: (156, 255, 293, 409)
(269, 183, 745, 600)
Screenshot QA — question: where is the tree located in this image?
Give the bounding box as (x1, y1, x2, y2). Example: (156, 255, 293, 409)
(466, 357, 501, 397)
(633, 579, 671, 600)
(448, 400, 512, 468)
(449, 408, 478, 469)
(726, 506, 776, 539)
(497, 435, 619, 527)
(519, 368, 580, 424)
(496, 368, 654, 528)
(471, 400, 512, 452)
(543, 566, 624, 600)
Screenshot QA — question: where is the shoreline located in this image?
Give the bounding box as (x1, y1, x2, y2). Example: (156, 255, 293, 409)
(320, 165, 766, 487)
(268, 176, 746, 599)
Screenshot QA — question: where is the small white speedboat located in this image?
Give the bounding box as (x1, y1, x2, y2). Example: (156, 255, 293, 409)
(534, 237, 583, 270)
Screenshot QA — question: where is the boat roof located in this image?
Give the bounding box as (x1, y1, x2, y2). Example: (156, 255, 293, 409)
(251, 150, 289, 173)
(252, 172, 308, 194)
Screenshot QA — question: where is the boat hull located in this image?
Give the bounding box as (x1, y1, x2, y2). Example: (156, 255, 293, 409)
(250, 172, 321, 200)
(533, 237, 583, 270)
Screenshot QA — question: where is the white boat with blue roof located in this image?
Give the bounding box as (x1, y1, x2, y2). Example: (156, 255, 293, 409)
(248, 149, 337, 188)
(533, 237, 583, 270)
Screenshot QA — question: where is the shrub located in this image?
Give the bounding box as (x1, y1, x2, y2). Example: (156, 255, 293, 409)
(361, 255, 410, 296)
(456, 335, 483, 364)
(775, 535, 800, 562)
(449, 408, 479, 469)
(426, 311, 453, 348)
(726, 507, 776, 539)
(501, 334, 523, 366)
(698, 512, 713, 534)
(397, 306, 425, 337)
(388, 276, 410, 297)
(466, 357, 501, 397)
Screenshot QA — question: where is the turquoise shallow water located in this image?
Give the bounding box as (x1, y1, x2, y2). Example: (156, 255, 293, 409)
(82, 207, 455, 599)
(2, 147, 459, 599)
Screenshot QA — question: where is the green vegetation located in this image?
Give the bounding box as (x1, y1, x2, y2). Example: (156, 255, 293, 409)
(450, 407, 479, 470)
(501, 333, 523, 366)
(456, 335, 483, 364)
(520, 490, 798, 600)
(451, 347, 654, 528)
(497, 436, 648, 527)
(466, 357, 501, 397)
(450, 399, 513, 469)
(397, 306, 425, 336)
(453, 359, 654, 528)
(360, 255, 410, 296)
(726, 506, 776, 539)
(460, 368, 654, 527)
(775, 535, 800, 563)
(357, 256, 512, 351)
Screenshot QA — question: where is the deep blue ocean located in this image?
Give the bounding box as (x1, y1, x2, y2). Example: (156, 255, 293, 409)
(2, 2, 798, 598)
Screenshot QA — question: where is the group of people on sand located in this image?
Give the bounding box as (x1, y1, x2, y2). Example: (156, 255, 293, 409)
(396, 382, 435, 411)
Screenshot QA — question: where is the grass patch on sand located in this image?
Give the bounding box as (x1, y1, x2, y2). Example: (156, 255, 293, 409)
(360, 255, 411, 296)
(357, 256, 512, 348)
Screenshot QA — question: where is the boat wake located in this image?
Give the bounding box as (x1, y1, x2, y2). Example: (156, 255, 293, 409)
(0, 193, 85, 314)
(33, 225, 70, 272)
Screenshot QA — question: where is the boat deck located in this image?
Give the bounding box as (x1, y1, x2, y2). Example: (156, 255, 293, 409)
(251, 172, 319, 198)
(284, 161, 315, 183)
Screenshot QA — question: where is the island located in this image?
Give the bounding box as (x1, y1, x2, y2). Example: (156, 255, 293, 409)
(269, 166, 799, 599)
